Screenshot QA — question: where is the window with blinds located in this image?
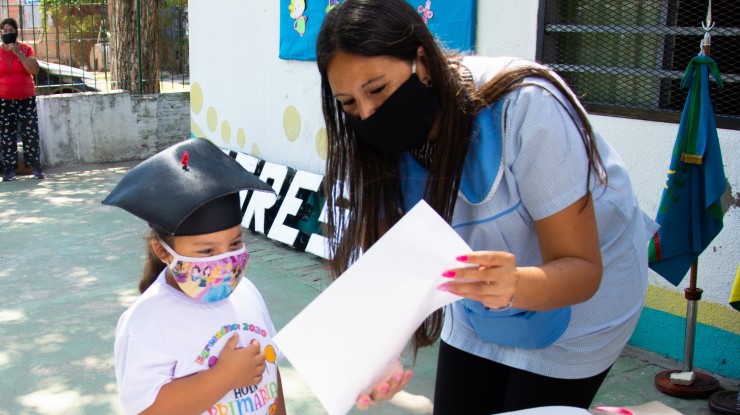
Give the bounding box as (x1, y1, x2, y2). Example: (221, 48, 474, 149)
(540, 0, 739, 130)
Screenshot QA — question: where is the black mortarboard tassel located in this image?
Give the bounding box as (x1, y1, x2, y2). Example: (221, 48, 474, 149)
(102, 137, 275, 236)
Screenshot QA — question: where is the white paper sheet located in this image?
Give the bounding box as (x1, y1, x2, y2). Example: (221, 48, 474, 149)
(273, 200, 467, 415)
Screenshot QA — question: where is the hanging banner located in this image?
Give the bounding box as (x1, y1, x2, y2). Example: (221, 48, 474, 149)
(279, 0, 477, 61)
(413, 0, 477, 52)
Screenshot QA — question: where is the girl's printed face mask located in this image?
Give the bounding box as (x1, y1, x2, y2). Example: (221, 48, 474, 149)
(159, 240, 249, 303)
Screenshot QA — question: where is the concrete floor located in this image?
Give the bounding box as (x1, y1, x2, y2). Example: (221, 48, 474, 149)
(0, 162, 737, 415)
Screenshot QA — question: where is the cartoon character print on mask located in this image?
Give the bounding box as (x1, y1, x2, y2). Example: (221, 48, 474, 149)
(160, 240, 249, 303)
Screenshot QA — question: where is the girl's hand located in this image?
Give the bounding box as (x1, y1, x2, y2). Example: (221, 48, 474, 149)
(215, 333, 266, 389)
(355, 357, 413, 410)
(438, 252, 519, 310)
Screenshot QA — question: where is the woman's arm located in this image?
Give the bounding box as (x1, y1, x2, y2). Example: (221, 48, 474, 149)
(140, 334, 266, 415)
(11, 43, 39, 75)
(440, 193, 602, 311)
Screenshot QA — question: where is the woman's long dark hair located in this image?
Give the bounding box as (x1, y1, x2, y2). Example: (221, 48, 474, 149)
(317, 0, 605, 357)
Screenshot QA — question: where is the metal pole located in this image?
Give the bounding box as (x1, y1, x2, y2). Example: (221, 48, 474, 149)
(682, 261, 702, 372)
(701, 0, 714, 56)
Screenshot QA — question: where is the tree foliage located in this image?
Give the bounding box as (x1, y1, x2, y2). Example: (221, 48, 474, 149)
(39, 0, 107, 39)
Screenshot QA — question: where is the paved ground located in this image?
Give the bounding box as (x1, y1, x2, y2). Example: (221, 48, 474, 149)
(0, 162, 737, 415)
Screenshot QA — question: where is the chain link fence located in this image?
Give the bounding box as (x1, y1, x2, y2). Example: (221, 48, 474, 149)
(2, 0, 188, 95)
(541, 0, 739, 130)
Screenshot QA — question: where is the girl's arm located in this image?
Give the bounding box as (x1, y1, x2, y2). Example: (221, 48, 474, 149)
(141, 333, 266, 415)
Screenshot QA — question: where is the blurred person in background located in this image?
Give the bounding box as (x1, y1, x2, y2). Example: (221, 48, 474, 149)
(0, 17, 43, 181)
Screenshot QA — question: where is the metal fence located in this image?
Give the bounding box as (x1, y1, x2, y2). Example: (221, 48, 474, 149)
(541, 0, 739, 130)
(2, 0, 188, 95)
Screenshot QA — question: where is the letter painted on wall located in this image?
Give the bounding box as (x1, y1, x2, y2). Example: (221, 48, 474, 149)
(226, 149, 331, 259)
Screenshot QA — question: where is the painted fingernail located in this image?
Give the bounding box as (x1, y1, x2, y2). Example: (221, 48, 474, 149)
(441, 270, 455, 278)
(360, 398, 370, 405)
(405, 371, 413, 379)
(436, 284, 450, 292)
(380, 385, 389, 393)
(456, 255, 468, 261)
(395, 375, 403, 382)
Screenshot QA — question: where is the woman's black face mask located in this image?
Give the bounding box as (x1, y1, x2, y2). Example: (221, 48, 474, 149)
(344, 71, 437, 154)
(1, 32, 17, 45)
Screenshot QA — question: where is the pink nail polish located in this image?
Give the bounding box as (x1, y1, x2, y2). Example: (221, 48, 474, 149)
(405, 371, 413, 379)
(441, 270, 455, 278)
(456, 255, 468, 262)
(437, 284, 450, 292)
(361, 398, 370, 404)
(380, 385, 389, 393)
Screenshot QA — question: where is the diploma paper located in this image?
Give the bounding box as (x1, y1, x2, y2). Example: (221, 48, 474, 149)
(273, 200, 466, 415)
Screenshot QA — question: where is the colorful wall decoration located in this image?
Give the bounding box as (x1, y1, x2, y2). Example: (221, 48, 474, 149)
(279, 0, 477, 61)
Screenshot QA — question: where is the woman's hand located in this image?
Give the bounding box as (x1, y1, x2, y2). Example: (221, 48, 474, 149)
(355, 357, 413, 410)
(439, 195, 603, 311)
(214, 333, 266, 390)
(438, 252, 519, 310)
(8, 42, 39, 75)
(9, 42, 23, 57)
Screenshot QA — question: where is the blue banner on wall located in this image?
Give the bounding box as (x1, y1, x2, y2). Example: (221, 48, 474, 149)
(279, 0, 477, 61)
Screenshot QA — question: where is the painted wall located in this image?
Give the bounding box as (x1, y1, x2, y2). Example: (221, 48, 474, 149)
(189, 0, 739, 378)
(38, 91, 190, 167)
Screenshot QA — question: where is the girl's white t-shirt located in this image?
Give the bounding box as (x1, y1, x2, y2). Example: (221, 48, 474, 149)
(115, 270, 281, 415)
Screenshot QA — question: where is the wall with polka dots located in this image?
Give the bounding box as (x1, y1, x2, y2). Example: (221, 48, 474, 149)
(189, 1, 328, 176)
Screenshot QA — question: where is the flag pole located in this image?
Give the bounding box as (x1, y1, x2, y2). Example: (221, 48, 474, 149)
(653, 0, 723, 399)
(655, 259, 719, 398)
(682, 261, 700, 372)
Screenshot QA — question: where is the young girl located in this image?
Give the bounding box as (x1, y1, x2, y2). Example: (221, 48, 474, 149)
(104, 137, 287, 415)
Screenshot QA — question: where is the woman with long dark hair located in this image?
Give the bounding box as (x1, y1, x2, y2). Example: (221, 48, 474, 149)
(316, 0, 656, 413)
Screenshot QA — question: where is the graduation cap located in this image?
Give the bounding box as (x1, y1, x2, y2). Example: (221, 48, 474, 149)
(102, 137, 275, 236)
